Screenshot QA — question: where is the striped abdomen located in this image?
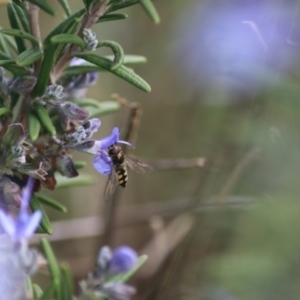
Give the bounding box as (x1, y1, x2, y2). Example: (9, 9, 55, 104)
(116, 163, 128, 187)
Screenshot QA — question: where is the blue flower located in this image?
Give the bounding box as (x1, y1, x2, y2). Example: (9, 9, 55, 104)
(0, 178, 42, 243)
(93, 127, 132, 176)
(109, 246, 138, 273)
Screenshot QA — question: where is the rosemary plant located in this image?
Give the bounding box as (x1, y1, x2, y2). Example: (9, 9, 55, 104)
(0, 0, 159, 299)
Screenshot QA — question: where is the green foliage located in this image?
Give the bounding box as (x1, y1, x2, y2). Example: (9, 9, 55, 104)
(76, 53, 151, 92)
(16, 48, 42, 66)
(140, 0, 160, 24)
(50, 34, 85, 50)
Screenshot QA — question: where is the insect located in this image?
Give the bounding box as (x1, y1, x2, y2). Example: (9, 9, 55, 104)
(104, 143, 153, 200)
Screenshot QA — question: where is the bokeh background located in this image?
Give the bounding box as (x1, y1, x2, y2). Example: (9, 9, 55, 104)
(4, 0, 300, 299)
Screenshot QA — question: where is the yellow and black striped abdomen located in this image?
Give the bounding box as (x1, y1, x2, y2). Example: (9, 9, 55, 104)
(116, 163, 128, 187)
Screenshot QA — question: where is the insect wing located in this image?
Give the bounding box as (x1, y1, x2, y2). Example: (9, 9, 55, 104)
(104, 166, 119, 200)
(125, 156, 154, 174)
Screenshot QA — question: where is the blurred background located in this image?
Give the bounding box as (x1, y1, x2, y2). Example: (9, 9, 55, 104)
(4, 0, 300, 299)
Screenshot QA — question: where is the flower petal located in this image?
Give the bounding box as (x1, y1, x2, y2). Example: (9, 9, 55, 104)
(100, 127, 120, 150)
(0, 211, 16, 237)
(93, 152, 112, 176)
(21, 177, 34, 210)
(22, 211, 42, 238)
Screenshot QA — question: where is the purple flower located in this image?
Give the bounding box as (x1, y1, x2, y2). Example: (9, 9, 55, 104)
(0, 178, 42, 243)
(109, 246, 138, 273)
(93, 127, 132, 176)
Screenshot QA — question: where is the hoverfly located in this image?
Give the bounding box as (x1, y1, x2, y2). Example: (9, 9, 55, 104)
(104, 143, 153, 200)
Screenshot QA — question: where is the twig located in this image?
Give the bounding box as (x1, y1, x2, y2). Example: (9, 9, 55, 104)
(102, 94, 144, 245)
(111, 93, 142, 146)
(51, 0, 110, 82)
(142, 157, 206, 171)
(27, 3, 42, 74)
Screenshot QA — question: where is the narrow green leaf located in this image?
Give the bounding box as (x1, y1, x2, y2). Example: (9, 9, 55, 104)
(73, 98, 101, 108)
(0, 63, 26, 76)
(36, 193, 67, 213)
(30, 195, 53, 234)
(38, 282, 56, 300)
(33, 44, 56, 97)
(0, 33, 11, 56)
(32, 284, 43, 299)
(1, 29, 40, 48)
(139, 0, 160, 24)
(97, 13, 128, 22)
(0, 60, 15, 66)
(60, 264, 74, 300)
(40, 237, 61, 280)
(50, 34, 85, 49)
(55, 173, 94, 188)
(44, 8, 85, 46)
(106, 0, 139, 13)
(108, 255, 148, 283)
(76, 53, 151, 92)
(16, 48, 42, 66)
(73, 161, 86, 169)
(13, 3, 30, 32)
(26, 0, 56, 16)
(106, 54, 147, 65)
(33, 103, 56, 135)
(28, 110, 41, 141)
(77, 100, 121, 117)
(7, 3, 27, 53)
(2, 34, 18, 55)
(0, 107, 12, 117)
(58, 0, 72, 17)
(97, 40, 124, 70)
(25, 277, 33, 300)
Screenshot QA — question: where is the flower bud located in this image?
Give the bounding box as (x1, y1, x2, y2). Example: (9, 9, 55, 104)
(59, 102, 90, 121)
(109, 246, 138, 273)
(9, 76, 36, 95)
(102, 283, 136, 300)
(45, 84, 64, 99)
(97, 245, 112, 271)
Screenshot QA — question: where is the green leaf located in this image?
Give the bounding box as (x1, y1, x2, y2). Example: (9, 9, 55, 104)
(38, 282, 56, 300)
(60, 264, 74, 300)
(76, 53, 151, 92)
(108, 255, 148, 283)
(16, 48, 42, 66)
(1, 29, 40, 48)
(73, 161, 87, 169)
(33, 103, 56, 135)
(0, 34, 18, 56)
(107, 0, 139, 13)
(106, 54, 147, 65)
(75, 100, 121, 117)
(97, 40, 124, 70)
(7, 3, 27, 53)
(26, 0, 56, 16)
(0, 32, 11, 56)
(97, 13, 128, 22)
(32, 284, 43, 299)
(33, 44, 56, 97)
(58, 0, 72, 17)
(50, 34, 85, 49)
(13, 2, 30, 32)
(139, 0, 160, 24)
(36, 193, 67, 213)
(44, 8, 85, 46)
(2, 123, 25, 147)
(0, 107, 12, 117)
(40, 237, 61, 281)
(0, 60, 14, 66)
(30, 195, 53, 234)
(55, 173, 94, 188)
(28, 110, 41, 141)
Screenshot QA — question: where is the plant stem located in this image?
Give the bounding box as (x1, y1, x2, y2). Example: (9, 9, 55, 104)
(51, 0, 110, 82)
(27, 3, 42, 74)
